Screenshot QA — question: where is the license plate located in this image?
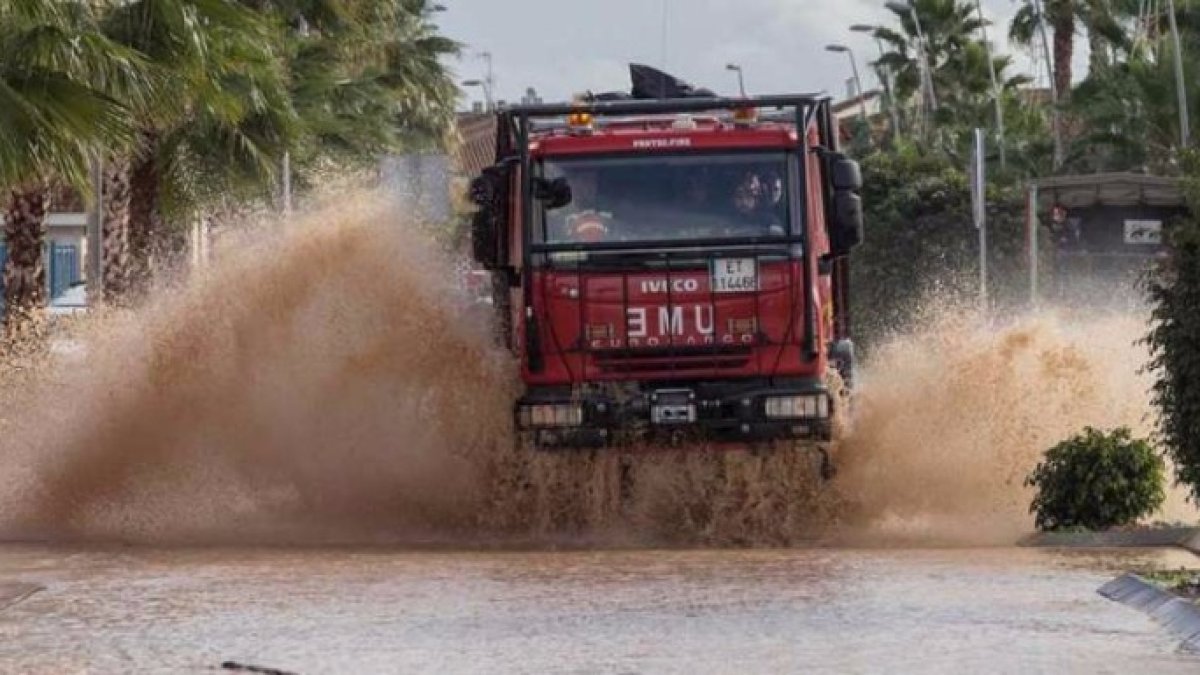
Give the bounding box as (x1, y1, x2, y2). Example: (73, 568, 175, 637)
(710, 258, 758, 293)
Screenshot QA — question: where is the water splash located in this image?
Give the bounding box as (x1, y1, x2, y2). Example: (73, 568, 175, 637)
(835, 306, 1196, 545)
(0, 193, 1189, 546)
(0, 195, 517, 543)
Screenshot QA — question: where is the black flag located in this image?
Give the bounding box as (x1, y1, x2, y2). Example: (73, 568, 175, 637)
(629, 64, 715, 100)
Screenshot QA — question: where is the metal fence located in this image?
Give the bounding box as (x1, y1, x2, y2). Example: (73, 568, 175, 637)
(0, 241, 81, 312)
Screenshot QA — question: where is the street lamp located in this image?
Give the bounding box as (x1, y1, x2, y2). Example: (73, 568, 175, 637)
(462, 79, 493, 111)
(461, 50, 497, 111)
(973, 0, 1006, 169)
(885, 0, 937, 113)
(725, 63, 746, 97)
(850, 24, 902, 138)
(826, 44, 869, 125)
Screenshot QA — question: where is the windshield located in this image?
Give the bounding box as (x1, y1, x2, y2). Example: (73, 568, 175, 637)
(538, 152, 791, 245)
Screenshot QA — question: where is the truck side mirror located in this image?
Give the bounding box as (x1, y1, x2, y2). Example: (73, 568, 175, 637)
(533, 177, 572, 210)
(826, 152, 863, 257)
(830, 191, 863, 253)
(828, 154, 862, 192)
(470, 165, 511, 269)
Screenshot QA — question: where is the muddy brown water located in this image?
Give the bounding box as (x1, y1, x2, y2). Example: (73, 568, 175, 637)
(0, 194, 1192, 546)
(0, 545, 1198, 673)
(2, 195, 1199, 671)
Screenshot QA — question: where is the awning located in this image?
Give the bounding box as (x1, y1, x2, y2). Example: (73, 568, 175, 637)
(1030, 172, 1184, 209)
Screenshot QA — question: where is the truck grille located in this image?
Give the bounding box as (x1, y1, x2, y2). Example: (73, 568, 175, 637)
(593, 346, 752, 374)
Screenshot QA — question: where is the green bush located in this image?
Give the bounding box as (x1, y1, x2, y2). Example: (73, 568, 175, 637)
(1025, 427, 1166, 531)
(853, 147, 1029, 353)
(1146, 151, 1200, 504)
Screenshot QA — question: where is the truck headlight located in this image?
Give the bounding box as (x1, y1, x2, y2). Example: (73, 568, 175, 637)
(518, 403, 584, 428)
(763, 394, 829, 419)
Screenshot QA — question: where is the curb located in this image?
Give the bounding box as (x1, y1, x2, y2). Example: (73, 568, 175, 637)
(1180, 530, 1200, 555)
(0, 582, 42, 612)
(1021, 527, 1200, 550)
(1099, 573, 1200, 652)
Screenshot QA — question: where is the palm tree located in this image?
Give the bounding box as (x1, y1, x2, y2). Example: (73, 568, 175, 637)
(875, 0, 1033, 158)
(272, 0, 458, 183)
(101, 0, 456, 297)
(101, 0, 286, 296)
(1068, 30, 1200, 172)
(0, 1, 145, 336)
(1009, 0, 1130, 98)
(876, 0, 985, 121)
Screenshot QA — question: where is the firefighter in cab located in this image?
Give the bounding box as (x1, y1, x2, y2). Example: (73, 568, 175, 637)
(561, 171, 615, 243)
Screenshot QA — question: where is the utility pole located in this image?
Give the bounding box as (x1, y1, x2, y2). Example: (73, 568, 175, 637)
(1032, 0, 1064, 168)
(974, 0, 1006, 170)
(1167, 0, 1191, 148)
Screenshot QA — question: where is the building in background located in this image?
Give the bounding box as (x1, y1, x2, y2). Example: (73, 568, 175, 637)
(0, 186, 86, 311)
(830, 88, 884, 143)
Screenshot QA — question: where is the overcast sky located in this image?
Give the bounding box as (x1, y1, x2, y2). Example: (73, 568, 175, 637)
(436, 0, 1070, 109)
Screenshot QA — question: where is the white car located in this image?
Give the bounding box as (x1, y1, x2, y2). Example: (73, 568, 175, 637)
(48, 282, 88, 317)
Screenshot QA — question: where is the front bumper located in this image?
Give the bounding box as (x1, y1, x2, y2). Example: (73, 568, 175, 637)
(516, 378, 833, 449)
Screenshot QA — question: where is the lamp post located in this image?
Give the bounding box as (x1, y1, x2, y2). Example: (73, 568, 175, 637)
(467, 50, 496, 110)
(462, 79, 493, 111)
(1166, 0, 1191, 148)
(885, 1, 937, 113)
(850, 24, 902, 138)
(725, 63, 746, 97)
(479, 51, 494, 92)
(826, 44, 869, 125)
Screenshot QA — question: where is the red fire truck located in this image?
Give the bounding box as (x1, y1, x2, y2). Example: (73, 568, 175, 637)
(469, 77, 862, 471)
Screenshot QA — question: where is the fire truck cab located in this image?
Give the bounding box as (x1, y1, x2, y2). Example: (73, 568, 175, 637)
(470, 90, 863, 450)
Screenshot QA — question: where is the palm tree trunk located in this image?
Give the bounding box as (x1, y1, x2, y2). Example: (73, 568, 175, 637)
(1050, 1, 1075, 101)
(2, 186, 50, 341)
(101, 157, 131, 304)
(127, 129, 161, 298)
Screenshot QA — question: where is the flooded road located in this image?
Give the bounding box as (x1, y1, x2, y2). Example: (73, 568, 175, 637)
(1, 199, 1198, 673)
(0, 545, 1196, 673)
